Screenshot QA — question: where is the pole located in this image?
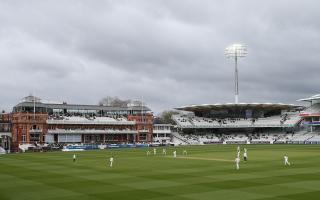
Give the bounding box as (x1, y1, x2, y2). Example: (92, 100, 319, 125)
(235, 54, 239, 104)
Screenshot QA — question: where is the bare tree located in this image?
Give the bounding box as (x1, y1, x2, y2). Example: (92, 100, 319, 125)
(155, 110, 179, 124)
(99, 96, 131, 107)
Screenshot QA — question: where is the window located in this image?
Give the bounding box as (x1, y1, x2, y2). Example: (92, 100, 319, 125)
(22, 134, 26, 143)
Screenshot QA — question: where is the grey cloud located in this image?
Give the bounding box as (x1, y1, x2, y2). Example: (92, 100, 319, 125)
(0, 0, 320, 114)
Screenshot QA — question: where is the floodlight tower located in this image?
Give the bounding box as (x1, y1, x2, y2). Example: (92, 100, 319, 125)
(225, 43, 248, 104)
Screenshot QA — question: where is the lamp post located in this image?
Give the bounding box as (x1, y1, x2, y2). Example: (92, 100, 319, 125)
(225, 43, 248, 104)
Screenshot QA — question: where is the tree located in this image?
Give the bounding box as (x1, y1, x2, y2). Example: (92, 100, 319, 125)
(99, 96, 129, 107)
(155, 110, 179, 124)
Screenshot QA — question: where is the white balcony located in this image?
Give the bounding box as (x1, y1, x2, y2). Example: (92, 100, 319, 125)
(47, 119, 135, 125)
(153, 130, 172, 134)
(29, 129, 42, 133)
(47, 129, 137, 134)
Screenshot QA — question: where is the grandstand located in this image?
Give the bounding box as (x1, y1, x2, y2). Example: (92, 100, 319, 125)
(169, 95, 320, 145)
(172, 102, 305, 144)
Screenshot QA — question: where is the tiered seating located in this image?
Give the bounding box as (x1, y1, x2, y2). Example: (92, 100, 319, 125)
(307, 133, 320, 143)
(250, 133, 276, 144)
(282, 112, 301, 126)
(223, 134, 248, 144)
(198, 134, 220, 144)
(289, 132, 314, 143)
(172, 115, 193, 127)
(180, 134, 200, 145)
(169, 131, 320, 146)
(171, 132, 190, 145)
(173, 114, 301, 128)
(274, 133, 294, 143)
(253, 116, 282, 126)
(190, 117, 221, 127)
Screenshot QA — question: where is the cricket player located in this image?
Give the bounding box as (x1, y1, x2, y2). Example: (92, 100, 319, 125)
(146, 150, 150, 156)
(243, 151, 248, 161)
(173, 150, 177, 159)
(162, 148, 166, 155)
(183, 149, 187, 156)
(284, 154, 290, 166)
(109, 156, 114, 167)
(73, 154, 76, 162)
(235, 156, 240, 170)
(153, 148, 157, 155)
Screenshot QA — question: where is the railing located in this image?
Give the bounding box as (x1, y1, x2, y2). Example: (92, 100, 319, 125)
(176, 123, 298, 129)
(29, 129, 42, 133)
(153, 130, 172, 134)
(138, 129, 149, 133)
(47, 129, 137, 134)
(47, 119, 135, 125)
(0, 132, 11, 136)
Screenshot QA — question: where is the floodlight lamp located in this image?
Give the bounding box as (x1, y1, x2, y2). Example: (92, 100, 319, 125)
(225, 43, 248, 58)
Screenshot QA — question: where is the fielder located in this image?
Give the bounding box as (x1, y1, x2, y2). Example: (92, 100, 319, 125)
(235, 156, 240, 170)
(146, 150, 150, 156)
(73, 154, 76, 162)
(284, 154, 290, 166)
(183, 149, 187, 156)
(243, 150, 248, 161)
(173, 150, 177, 159)
(162, 148, 166, 155)
(109, 156, 114, 167)
(153, 148, 157, 155)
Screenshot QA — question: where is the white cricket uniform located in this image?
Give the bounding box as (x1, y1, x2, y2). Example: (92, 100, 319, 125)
(153, 148, 157, 155)
(235, 157, 240, 170)
(237, 151, 240, 158)
(163, 149, 166, 155)
(173, 151, 177, 158)
(244, 152, 248, 161)
(73, 154, 76, 162)
(110, 157, 114, 167)
(183, 150, 187, 155)
(237, 146, 240, 152)
(284, 155, 290, 166)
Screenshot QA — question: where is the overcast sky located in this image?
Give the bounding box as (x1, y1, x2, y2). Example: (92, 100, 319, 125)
(0, 0, 319, 114)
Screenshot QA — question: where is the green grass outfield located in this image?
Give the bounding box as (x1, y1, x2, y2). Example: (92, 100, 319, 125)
(1, 145, 320, 200)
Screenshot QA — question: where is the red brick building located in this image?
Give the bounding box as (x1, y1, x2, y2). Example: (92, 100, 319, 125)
(6, 96, 154, 151)
(0, 113, 12, 151)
